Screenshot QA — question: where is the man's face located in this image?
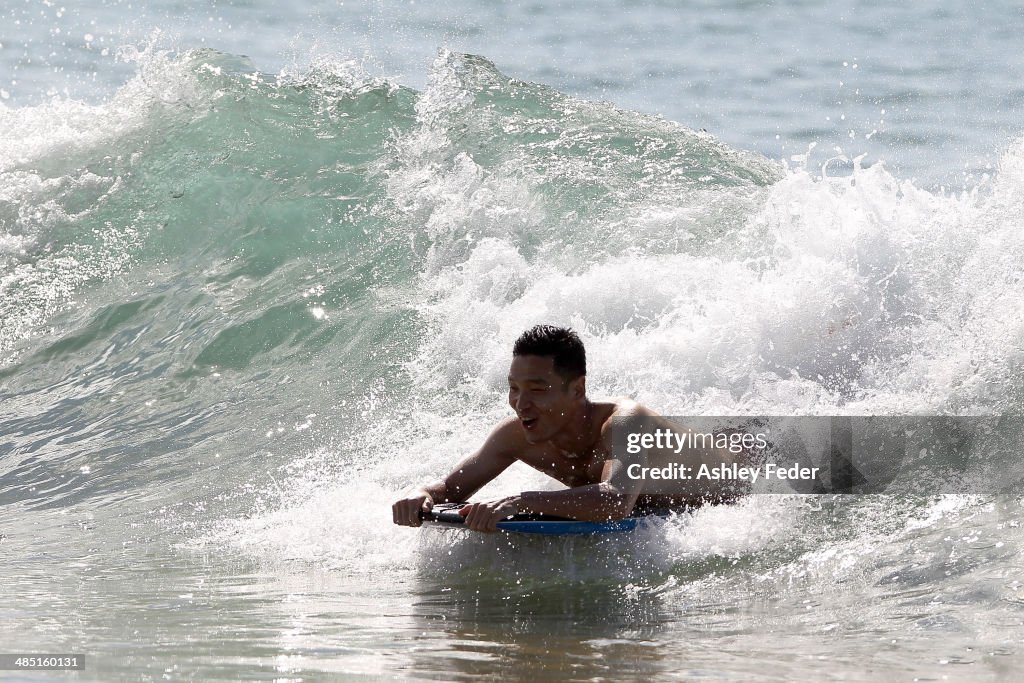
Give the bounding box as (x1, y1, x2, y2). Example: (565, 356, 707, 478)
(507, 354, 583, 443)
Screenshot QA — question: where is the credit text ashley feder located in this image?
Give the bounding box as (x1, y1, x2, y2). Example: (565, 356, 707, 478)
(623, 428, 820, 482)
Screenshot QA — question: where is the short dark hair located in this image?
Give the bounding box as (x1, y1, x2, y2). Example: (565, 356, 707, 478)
(513, 325, 586, 381)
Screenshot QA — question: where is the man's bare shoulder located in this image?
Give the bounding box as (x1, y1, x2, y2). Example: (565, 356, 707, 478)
(483, 416, 531, 457)
(593, 397, 663, 446)
(596, 397, 660, 427)
(600, 401, 714, 435)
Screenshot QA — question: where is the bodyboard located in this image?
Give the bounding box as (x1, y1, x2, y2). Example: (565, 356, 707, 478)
(421, 503, 661, 535)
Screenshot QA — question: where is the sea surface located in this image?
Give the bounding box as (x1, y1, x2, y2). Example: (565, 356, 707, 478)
(2, 1, 1024, 680)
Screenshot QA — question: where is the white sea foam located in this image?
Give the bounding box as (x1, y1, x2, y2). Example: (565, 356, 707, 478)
(221, 58, 1024, 582)
(404, 138, 1024, 418)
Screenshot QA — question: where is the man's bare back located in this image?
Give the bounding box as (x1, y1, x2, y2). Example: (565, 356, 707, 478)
(489, 398, 743, 502)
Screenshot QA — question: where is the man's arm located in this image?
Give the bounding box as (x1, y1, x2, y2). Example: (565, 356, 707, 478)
(526, 452, 646, 519)
(392, 420, 520, 526)
(459, 416, 649, 530)
(458, 459, 644, 530)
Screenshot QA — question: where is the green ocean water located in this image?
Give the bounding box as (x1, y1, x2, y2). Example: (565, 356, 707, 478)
(0, 48, 783, 505)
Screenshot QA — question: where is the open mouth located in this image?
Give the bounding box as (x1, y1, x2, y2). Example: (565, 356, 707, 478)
(520, 417, 539, 431)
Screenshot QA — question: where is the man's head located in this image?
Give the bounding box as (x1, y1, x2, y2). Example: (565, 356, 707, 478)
(512, 325, 586, 383)
(508, 325, 587, 443)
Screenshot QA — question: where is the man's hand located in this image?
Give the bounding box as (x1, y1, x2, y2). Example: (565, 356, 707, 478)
(392, 490, 434, 526)
(459, 496, 522, 532)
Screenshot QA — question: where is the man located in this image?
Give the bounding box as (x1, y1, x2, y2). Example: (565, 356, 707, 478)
(392, 325, 742, 532)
